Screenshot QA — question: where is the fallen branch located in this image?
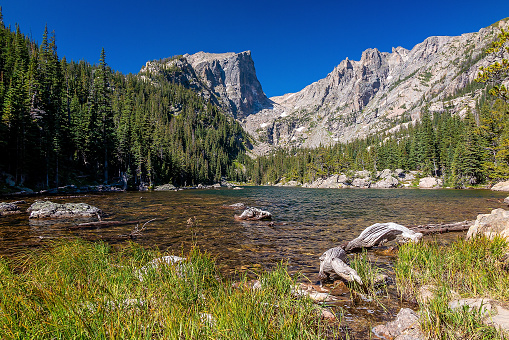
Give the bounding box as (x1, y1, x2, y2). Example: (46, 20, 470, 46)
(69, 220, 140, 230)
(408, 220, 474, 235)
(318, 247, 363, 285)
(345, 223, 423, 252)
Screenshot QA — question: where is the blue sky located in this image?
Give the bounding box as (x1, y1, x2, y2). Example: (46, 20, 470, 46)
(2, 0, 509, 97)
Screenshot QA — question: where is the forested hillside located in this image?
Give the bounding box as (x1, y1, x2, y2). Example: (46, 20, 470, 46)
(245, 26, 509, 187)
(0, 13, 247, 191)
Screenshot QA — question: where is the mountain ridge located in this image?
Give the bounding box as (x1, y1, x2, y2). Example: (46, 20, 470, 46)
(140, 18, 509, 155)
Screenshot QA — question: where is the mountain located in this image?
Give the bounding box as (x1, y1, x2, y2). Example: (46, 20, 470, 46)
(242, 19, 509, 154)
(141, 19, 509, 156)
(140, 51, 272, 119)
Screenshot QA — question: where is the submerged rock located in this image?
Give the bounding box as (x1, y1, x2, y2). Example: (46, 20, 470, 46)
(234, 207, 272, 221)
(27, 201, 102, 219)
(0, 202, 21, 216)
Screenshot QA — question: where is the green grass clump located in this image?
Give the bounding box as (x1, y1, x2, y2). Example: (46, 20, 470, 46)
(0, 240, 334, 339)
(395, 236, 509, 339)
(347, 250, 388, 306)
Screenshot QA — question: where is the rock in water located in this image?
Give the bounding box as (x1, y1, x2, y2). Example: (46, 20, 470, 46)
(372, 308, 424, 340)
(346, 222, 423, 252)
(0, 202, 21, 216)
(234, 207, 272, 221)
(318, 246, 363, 285)
(27, 201, 102, 219)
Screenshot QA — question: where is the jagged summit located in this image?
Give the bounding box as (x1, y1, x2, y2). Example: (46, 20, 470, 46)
(140, 50, 272, 119)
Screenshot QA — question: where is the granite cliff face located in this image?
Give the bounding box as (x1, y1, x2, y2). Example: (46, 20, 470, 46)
(140, 51, 272, 119)
(140, 19, 509, 155)
(244, 19, 509, 154)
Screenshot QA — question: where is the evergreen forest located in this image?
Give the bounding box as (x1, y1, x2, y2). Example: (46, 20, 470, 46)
(0, 14, 248, 191)
(1, 11, 509, 191)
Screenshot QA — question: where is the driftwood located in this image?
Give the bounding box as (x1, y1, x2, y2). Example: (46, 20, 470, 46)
(318, 247, 363, 285)
(68, 220, 141, 230)
(234, 207, 272, 221)
(345, 223, 423, 252)
(409, 220, 473, 235)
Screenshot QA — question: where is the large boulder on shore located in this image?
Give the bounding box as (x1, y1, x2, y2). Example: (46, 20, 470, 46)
(27, 201, 102, 219)
(419, 177, 442, 188)
(372, 176, 399, 188)
(491, 180, 509, 191)
(0, 202, 21, 216)
(467, 208, 509, 240)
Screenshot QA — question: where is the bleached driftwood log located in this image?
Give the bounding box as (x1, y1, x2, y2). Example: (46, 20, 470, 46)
(345, 222, 423, 252)
(318, 246, 363, 285)
(234, 207, 272, 221)
(409, 220, 473, 235)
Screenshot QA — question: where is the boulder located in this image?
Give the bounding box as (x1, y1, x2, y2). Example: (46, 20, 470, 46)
(467, 208, 509, 240)
(0, 202, 21, 216)
(27, 201, 102, 219)
(372, 308, 424, 340)
(154, 183, 176, 191)
(352, 178, 371, 188)
(234, 207, 272, 221)
(378, 169, 393, 179)
(492, 180, 509, 191)
(354, 170, 371, 178)
(448, 298, 493, 318)
(137, 255, 186, 281)
(372, 176, 399, 188)
(419, 177, 442, 188)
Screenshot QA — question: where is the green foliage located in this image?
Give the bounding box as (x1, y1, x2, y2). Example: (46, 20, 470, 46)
(0, 240, 332, 339)
(0, 19, 247, 189)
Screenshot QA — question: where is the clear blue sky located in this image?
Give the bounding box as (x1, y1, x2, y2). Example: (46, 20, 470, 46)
(2, 0, 509, 97)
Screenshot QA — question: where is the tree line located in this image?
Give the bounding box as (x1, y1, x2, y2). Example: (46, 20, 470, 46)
(0, 13, 248, 190)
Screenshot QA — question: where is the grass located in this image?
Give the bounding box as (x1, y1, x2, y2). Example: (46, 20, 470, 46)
(347, 250, 389, 308)
(395, 236, 509, 339)
(0, 239, 341, 339)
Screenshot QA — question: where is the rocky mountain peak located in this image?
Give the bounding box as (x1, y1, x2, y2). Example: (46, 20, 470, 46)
(140, 50, 271, 120)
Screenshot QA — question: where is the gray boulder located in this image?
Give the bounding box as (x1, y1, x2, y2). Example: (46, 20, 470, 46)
(467, 208, 509, 240)
(234, 207, 272, 221)
(352, 178, 371, 188)
(372, 176, 399, 188)
(419, 177, 442, 188)
(492, 180, 509, 191)
(372, 308, 424, 340)
(0, 202, 21, 216)
(154, 183, 176, 191)
(27, 201, 102, 219)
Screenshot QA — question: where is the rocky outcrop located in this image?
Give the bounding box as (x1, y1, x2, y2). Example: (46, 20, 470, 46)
(244, 19, 509, 154)
(27, 201, 102, 219)
(467, 208, 509, 240)
(140, 51, 272, 120)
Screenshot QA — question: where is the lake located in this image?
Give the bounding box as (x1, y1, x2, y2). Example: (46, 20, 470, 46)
(1, 186, 506, 278)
